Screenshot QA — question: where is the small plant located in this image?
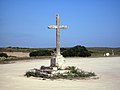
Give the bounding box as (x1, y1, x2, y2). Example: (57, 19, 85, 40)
(60, 66, 96, 79)
(0, 53, 8, 58)
(25, 71, 35, 77)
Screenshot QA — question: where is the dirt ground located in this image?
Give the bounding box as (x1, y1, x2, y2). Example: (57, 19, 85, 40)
(0, 57, 120, 90)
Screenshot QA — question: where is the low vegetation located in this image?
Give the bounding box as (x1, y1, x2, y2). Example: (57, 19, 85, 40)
(24, 66, 96, 80)
(51, 66, 96, 80)
(29, 45, 91, 57)
(29, 50, 53, 57)
(0, 53, 8, 58)
(0, 46, 53, 52)
(62, 45, 91, 57)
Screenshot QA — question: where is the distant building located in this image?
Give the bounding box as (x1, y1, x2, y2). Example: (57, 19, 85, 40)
(104, 53, 110, 56)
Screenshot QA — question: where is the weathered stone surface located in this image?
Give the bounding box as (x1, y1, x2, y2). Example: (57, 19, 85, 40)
(51, 54, 65, 69)
(48, 15, 68, 69)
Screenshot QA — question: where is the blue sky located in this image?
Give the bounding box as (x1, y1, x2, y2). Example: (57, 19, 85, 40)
(0, 0, 120, 48)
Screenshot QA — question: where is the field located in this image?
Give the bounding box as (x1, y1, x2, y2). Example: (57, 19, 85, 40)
(87, 47, 120, 57)
(0, 57, 120, 90)
(0, 47, 120, 57)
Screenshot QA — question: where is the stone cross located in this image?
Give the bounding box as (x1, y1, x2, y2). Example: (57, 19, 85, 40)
(48, 15, 68, 55)
(48, 15, 68, 68)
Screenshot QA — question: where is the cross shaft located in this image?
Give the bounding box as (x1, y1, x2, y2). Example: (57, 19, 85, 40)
(56, 15, 60, 55)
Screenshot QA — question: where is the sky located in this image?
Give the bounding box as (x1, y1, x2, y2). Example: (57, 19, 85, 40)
(0, 0, 120, 48)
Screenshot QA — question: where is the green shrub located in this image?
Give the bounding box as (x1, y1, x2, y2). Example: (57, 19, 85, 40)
(62, 45, 91, 57)
(29, 50, 53, 57)
(0, 53, 8, 58)
(66, 66, 96, 78)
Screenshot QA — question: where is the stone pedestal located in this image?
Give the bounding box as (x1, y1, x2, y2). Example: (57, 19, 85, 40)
(50, 54, 65, 69)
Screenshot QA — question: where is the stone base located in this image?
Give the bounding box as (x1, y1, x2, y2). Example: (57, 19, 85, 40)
(25, 66, 98, 80)
(50, 54, 65, 69)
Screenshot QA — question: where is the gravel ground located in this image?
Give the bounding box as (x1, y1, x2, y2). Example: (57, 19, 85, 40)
(0, 57, 120, 90)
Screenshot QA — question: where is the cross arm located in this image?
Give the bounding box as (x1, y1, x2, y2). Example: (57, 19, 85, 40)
(48, 25, 68, 29)
(59, 25, 68, 29)
(48, 25, 57, 29)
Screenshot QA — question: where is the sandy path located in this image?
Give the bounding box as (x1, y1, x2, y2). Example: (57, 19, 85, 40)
(0, 57, 120, 90)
